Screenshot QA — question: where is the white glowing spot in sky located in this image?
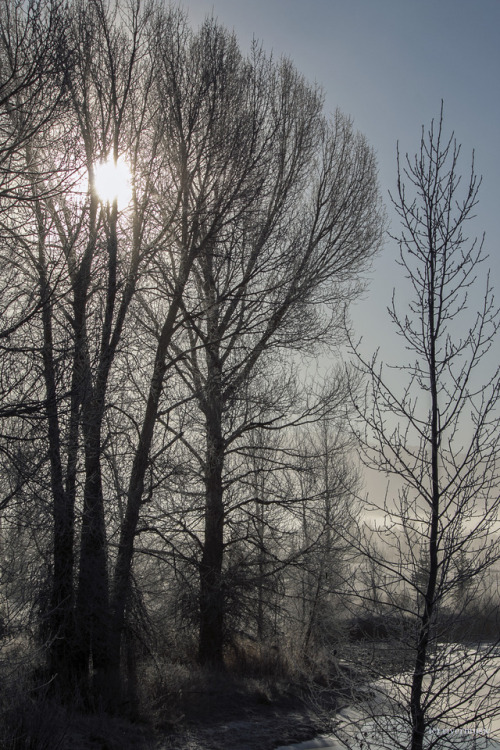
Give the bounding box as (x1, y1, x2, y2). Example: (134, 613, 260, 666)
(93, 155, 132, 208)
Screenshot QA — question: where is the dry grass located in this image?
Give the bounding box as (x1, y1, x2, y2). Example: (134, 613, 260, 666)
(0, 634, 347, 750)
(0, 647, 155, 750)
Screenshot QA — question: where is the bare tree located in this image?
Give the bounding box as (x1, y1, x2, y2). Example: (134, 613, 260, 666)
(2, 0, 170, 700)
(347, 107, 500, 749)
(178, 98, 383, 666)
(108, 14, 283, 689)
(0, 0, 383, 711)
(0, 0, 72, 691)
(108, 23, 383, 678)
(143, 88, 383, 668)
(293, 415, 359, 658)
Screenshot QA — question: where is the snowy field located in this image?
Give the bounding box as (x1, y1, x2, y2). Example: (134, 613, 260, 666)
(276, 648, 500, 750)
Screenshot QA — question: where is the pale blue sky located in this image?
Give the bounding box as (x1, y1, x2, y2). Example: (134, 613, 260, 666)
(185, 0, 500, 364)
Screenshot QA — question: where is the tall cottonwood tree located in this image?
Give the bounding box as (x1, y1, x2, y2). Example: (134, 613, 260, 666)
(108, 15, 285, 688)
(166, 96, 383, 664)
(348, 109, 500, 750)
(0, 0, 384, 707)
(108, 22, 384, 676)
(9, 0, 171, 698)
(0, 0, 73, 684)
(63, 0, 161, 698)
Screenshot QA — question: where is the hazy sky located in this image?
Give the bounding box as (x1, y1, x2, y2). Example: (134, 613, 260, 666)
(185, 0, 500, 367)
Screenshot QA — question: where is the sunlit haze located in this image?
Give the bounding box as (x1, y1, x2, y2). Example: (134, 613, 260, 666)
(92, 155, 132, 208)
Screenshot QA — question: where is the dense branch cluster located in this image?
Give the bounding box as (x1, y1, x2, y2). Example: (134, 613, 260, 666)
(0, 0, 383, 708)
(1, 4, 498, 746)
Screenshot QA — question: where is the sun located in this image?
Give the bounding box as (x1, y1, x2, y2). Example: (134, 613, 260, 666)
(93, 154, 132, 208)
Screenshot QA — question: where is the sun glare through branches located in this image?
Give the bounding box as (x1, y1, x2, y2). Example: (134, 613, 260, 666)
(92, 154, 132, 207)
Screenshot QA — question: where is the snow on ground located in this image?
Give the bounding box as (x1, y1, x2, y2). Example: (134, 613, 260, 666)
(276, 705, 500, 750)
(275, 727, 500, 750)
(276, 648, 500, 750)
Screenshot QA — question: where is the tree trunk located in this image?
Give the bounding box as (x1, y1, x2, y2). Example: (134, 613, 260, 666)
(409, 248, 440, 750)
(76, 416, 111, 704)
(74, 202, 127, 705)
(256, 497, 266, 642)
(108, 248, 196, 698)
(41, 289, 76, 690)
(36, 215, 76, 692)
(198, 411, 225, 666)
(108, 366, 165, 701)
(197, 245, 226, 667)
